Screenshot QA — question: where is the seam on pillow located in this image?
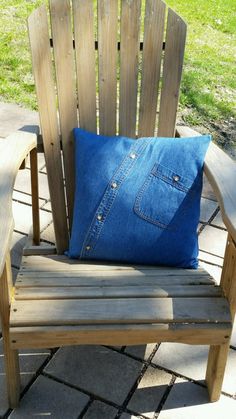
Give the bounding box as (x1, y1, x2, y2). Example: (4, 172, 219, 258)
(80, 139, 149, 259)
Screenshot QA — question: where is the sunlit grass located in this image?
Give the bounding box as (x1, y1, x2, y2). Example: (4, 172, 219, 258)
(0, 0, 235, 128)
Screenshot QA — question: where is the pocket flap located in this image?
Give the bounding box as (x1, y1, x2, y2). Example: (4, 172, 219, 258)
(152, 163, 193, 192)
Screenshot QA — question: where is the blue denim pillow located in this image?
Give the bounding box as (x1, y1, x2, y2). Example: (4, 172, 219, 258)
(67, 129, 211, 268)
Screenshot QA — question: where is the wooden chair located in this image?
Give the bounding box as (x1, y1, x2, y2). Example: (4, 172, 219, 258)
(1, 0, 236, 408)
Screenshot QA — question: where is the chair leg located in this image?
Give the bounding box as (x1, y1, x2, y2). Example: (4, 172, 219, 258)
(0, 254, 20, 407)
(1, 330, 21, 407)
(205, 342, 230, 402)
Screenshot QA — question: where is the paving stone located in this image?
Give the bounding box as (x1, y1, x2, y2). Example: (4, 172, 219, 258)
(83, 400, 117, 419)
(202, 175, 217, 202)
(41, 200, 52, 212)
(120, 413, 141, 419)
(12, 201, 52, 234)
(152, 343, 236, 396)
(128, 366, 172, 418)
(210, 210, 226, 229)
(9, 375, 89, 419)
(11, 232, 27, 268)
(14, 169, 50, 200)
(200, 198, 218, 223)
(0, 102, 39, 138)
(41, 221, 55, 244)
(198, 249, 223, 267)
(13, 190, 45, 207)
(125, 344, 157, 361)
(45, 345, 142, 405)
(198, 261, 222, 284)
(0, 339, 50, 417)
(198, 225, 227, 257)
(159, 378, 236, 419)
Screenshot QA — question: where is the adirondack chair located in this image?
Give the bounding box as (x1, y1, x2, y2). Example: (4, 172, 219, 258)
(1, 0, 236, 408)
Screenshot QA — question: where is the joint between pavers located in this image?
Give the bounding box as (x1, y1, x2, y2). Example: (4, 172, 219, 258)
(77, 397, 93, 419)
(154, 374, 176, 418)
(42, 370, 124, 411)
(115, 361, 151, 417)
(198, 258, 223, 268)
(19, 348, 58, 403)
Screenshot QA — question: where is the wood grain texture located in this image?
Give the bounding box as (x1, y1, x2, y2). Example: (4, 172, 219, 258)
(10, 323, 231, 350)
(206, 343, 230, 402)
(119, 0, 141, 137)
(28, 5, 68, 252)
(0, 131, 36, 276)
(14, 284, 222, 300)
(73, 0, 97, 132)
(177, 125, 236, 244)
(98, 0, 118, 135)
(30, 148, 40, 245)
(50, 0, 77, 229)
(220, 235, 236, 317)
(10, 297, 231, 327)
(0, 254, 20, 407)
(15, 274, 215, 287)
(158, 9, 187, 137)
(138, 0, 166, 137)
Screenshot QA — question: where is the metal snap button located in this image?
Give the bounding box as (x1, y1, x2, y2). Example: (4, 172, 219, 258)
(97, 214, 102, 221)
(129, 153, 136, 159)
(85, 245, 91, 251)
(173, 175, 180, 182)
(111, 182, 118, 189)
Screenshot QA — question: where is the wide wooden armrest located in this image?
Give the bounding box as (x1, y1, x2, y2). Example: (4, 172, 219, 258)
(176, 125, 236, 243)
(0, 130, 37, 277)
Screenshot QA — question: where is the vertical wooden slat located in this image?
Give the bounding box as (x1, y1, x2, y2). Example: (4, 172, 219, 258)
(30, 147, 40, 245)
(119, 0, 141, 137)
(50, 0, 77, 230)
(97, 0, 118, 135)
(0, 254, 20, 407)
(73, 0, 97, 133)
(28, 5, 68, 253)
(158, 9, 187, 137)
(138, 0, 166, 137)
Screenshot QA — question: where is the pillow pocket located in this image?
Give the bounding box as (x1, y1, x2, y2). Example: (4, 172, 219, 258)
(134, 163, 193, 229)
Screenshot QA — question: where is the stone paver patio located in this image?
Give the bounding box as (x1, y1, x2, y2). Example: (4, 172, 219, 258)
(0, 101, 236, 418)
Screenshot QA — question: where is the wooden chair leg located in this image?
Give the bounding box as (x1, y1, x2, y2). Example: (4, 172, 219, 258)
(205, 342, 230, 402)
(0, 254, 20, 408)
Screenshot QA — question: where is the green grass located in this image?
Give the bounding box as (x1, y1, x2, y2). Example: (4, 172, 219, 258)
(0, 0, 44, 109)
(0, 0, 235, 129)
(167, 0, 236, 127)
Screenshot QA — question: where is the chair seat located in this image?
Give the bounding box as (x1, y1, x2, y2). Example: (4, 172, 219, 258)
(9, 255, 232, 349)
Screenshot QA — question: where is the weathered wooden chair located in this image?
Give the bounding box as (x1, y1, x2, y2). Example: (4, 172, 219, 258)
(1, 0, 236, 408)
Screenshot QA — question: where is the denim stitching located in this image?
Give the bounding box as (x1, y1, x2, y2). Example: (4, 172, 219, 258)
(134, 163, 194, 230)
(80, 139, 149, 258)
(151, 163, 192, 192)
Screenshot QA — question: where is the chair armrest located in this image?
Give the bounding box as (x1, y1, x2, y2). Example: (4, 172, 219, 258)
(176, 125, 236, 243)
(0, 130, 37, 277)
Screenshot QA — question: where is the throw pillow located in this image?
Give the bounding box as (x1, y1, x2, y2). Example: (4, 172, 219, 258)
(66, 128, 211, 268)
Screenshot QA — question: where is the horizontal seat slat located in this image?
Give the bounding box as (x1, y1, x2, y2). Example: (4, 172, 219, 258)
(20, 255, 210, 272)
(16, 273, 215, 288)
(10, 297, 231, 327)
(15, 285, 222, 300)
(10, 323, 231, 349)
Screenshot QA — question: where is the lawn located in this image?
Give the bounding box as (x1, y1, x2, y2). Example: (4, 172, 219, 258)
(0, 0, 235, 147)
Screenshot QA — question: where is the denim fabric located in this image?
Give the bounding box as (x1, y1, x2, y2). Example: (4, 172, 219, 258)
(67, 129, 211, 268)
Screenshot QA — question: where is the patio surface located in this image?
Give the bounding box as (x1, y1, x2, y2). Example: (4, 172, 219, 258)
(0, 101, 236, 418)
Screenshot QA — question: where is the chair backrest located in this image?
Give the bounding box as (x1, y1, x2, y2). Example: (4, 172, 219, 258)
(28, 0, 186, 253)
